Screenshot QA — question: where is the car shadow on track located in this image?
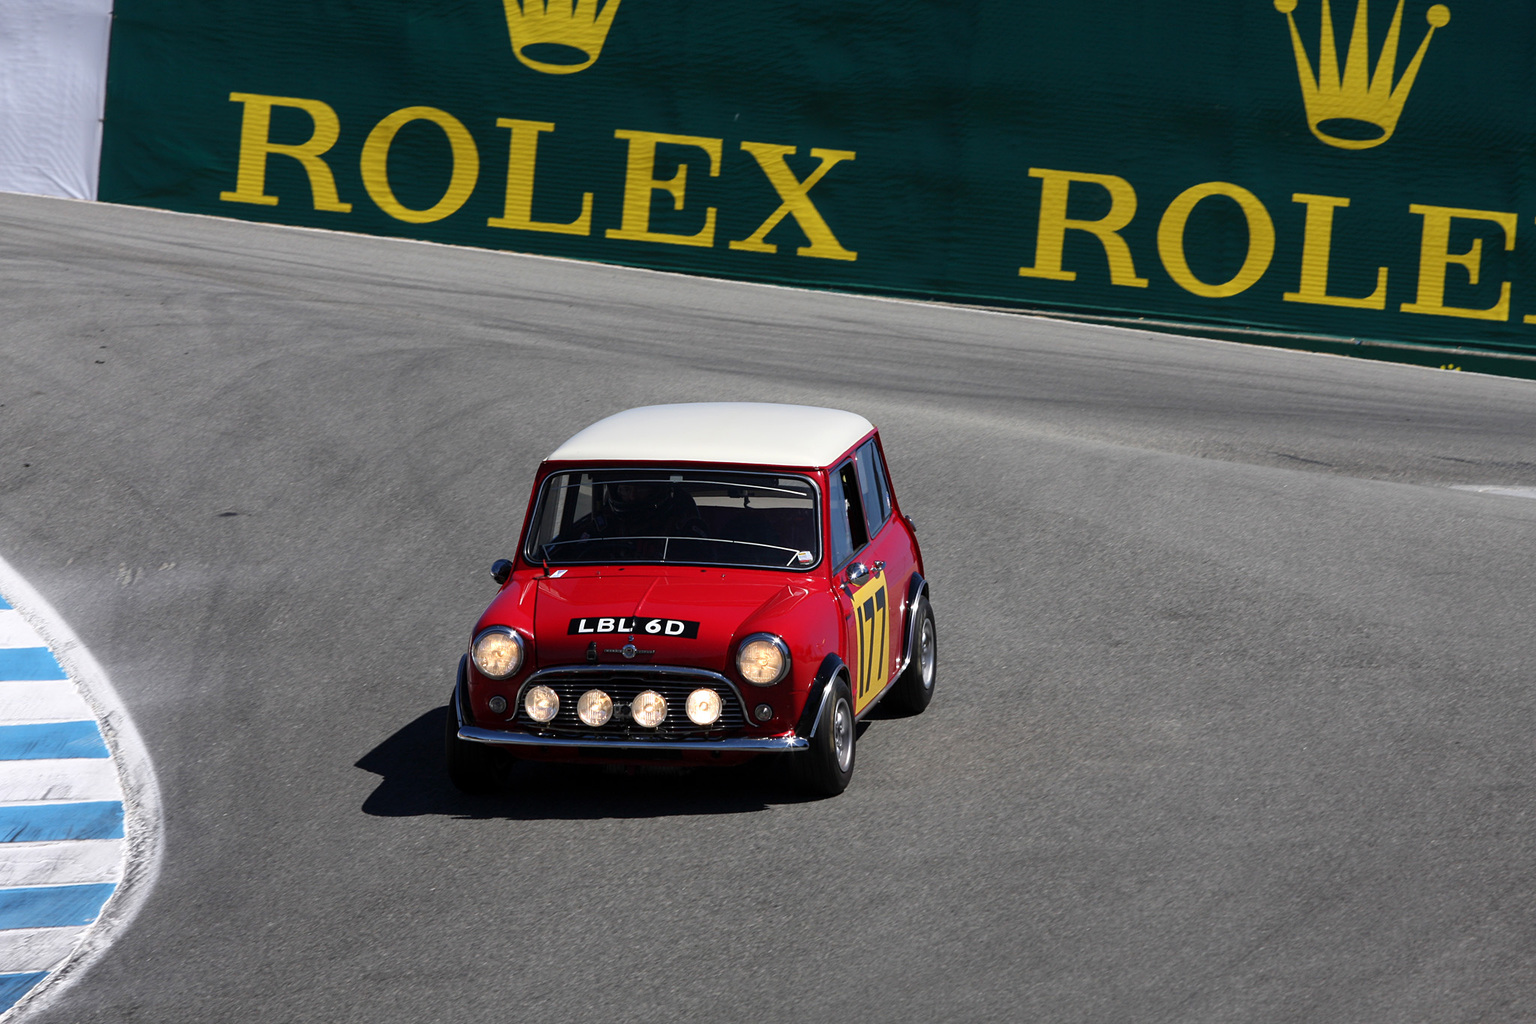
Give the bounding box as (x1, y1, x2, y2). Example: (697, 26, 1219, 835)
(355, 707, 838, 820)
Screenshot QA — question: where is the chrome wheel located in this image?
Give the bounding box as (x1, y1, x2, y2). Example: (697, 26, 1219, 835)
(791, 678, 856, 796)
(887, 596, 937, 716)
(919, 618, 936, 691)
(832, 696, 854, 773)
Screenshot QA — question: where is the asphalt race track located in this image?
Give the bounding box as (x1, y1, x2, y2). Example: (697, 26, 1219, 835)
(3, 192, 1536, 1023)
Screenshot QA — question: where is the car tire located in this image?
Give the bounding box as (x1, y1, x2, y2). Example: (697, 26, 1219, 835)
(886, 597, 936, 716)
(793, 676, 856, 797)
(444, 697, 501, 794)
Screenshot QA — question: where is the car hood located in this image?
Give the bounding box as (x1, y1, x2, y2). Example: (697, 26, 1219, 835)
(533, 570, 808, 671)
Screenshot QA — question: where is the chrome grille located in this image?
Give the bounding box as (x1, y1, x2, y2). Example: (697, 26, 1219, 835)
(514, 667, 748, 740)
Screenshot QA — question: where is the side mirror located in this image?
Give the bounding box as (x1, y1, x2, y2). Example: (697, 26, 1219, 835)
(490, 559, 513, 586)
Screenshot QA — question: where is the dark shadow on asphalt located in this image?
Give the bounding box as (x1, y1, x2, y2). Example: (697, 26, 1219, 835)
(356, 706, 834, 820)
(861, 701, 918, 721)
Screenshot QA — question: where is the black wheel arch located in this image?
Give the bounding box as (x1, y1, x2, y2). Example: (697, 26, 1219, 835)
(897, 573, 931, 679)
(454, 653, 475, 727)
(795, 652, 850, 740)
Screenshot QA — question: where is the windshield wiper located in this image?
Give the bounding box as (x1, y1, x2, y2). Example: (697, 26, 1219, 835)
(541, 535, 813, 568)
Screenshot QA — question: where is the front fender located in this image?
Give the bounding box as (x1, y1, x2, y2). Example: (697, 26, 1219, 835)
(794, 653, 848, 740)
(454, 653, 474, 727)
(896, 573, 930, 679)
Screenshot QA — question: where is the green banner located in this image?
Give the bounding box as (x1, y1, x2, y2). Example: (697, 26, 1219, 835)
(99, 1, 1536, 366)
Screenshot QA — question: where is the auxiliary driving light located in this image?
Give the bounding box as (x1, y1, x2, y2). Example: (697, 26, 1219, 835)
(686, 688, 723, 726)
(524, 684, 559, 723)
(577, 689, 613, 727)
(631, 690, 667, 728)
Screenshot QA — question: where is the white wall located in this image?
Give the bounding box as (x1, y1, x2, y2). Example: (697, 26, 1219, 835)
(0, 0, 114, 200)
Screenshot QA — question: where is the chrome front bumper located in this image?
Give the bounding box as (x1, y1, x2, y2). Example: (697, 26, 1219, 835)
(457, 724, 808, 752)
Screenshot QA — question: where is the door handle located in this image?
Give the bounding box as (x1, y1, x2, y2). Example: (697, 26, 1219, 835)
(844, 560, 885, 589)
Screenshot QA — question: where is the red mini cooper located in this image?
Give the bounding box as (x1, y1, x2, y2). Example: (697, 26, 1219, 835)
(445, 403, 935, 796)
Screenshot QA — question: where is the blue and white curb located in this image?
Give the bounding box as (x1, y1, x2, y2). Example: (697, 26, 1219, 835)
(0, 559, 160, 1021)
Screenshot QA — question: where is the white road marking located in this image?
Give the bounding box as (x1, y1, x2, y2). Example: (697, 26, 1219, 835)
(0, 841, 123, 889)
(0, 615, 44, 651)
(0, 683, 95, 726)
(1450, 485, 1536, 500)
(0, 554, 161, 1022)
(0, 927, 89, 974)
(0, 762, 121, 805)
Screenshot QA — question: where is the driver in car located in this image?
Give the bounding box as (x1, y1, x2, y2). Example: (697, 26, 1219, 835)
(561, 481, 708, 546)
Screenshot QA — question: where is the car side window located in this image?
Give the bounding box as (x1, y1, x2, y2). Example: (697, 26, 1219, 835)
(855, 441, 890, 537)
(828, 460, 869, 567)
(871, 444, 893, 522)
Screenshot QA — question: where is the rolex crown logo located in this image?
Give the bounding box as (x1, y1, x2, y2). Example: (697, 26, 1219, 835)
(1275, 0, 1449, 150)
(502, 0, 621, 75)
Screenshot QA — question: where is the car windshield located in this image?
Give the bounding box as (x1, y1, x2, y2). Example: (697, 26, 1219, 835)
(526, 470, 821, 570)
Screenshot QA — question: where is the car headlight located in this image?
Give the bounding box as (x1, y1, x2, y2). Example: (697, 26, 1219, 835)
(736, 634, 790, 686)
(472, 627, 525, 679)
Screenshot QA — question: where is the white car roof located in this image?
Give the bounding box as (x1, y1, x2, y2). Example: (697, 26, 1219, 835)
(547, 403, 875, 468)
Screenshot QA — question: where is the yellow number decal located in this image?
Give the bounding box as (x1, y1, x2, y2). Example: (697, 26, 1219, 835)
(851, 570, 889, 714)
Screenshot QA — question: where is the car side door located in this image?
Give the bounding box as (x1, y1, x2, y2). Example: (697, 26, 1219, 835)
(852, 439, 918, 698)
(829, 442, 916, 715)
(828, 457, 883, 715)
